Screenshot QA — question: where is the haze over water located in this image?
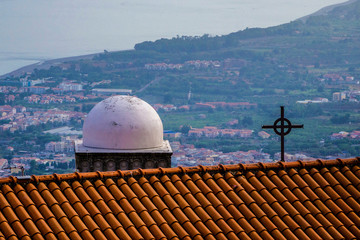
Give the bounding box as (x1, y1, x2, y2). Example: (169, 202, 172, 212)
(0, 0, 347, 75)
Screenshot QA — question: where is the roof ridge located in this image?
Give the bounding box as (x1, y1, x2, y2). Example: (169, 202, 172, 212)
(0, 158, 359, 185)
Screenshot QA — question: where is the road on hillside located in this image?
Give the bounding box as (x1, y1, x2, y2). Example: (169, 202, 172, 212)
(136, 76, 161, 93)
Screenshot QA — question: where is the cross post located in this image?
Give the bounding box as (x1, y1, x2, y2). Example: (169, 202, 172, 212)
(262, 106, 303, 161)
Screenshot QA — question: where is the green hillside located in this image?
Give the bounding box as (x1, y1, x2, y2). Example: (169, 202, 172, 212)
(3, 0, 360, 159)
(134, 0, 360, 65)
(86, 0, 360, 99)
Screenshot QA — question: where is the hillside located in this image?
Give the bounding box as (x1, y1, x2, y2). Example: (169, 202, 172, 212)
(1, 1, 360, 161)
(133, 0, 360, 66)
(1, 0, 358, 102)
(298, 0, 357, 22)
(1, 0, 357, 105)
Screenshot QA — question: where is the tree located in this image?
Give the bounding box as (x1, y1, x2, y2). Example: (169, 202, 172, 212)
(242, 116, 253, 126)
(331, 114, 350, 124)
(82, 104, 95, 113)
(180, 124, 191, 134)
(163, 94, 173, 103)
(0, 93, 5, 105)
(317, 86, 324, 92)
(74, 106, 81, 112)
(28, 160, 37, 174)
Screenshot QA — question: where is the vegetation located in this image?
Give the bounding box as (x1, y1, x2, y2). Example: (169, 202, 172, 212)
(2, 1, 360, 159)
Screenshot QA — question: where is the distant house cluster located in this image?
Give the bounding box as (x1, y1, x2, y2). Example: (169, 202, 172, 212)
(0, 158, 8, 173)
(24, 82, 83, 94)
(296, 91, 360, 104)
(171, 142, 271, 167)
(152, 104, 177, 112)
(91, 88, 132, 96)
(331, 130, 360, 140)
(296, 97, 329, 104)
(0, 105, 85, 133)
(24, 94, 93, 104)
(163, 130, 181, 139)
(58, 81, 83, 91)
(1, 79, 89, 98)
(332, 91, 360, 102)
(0, 156, 73, 177)
(258, 131, 271, 139)
(332, 92, 347, 102)
(45, 136, 78, 153)
(184, 60, 221, 69)
(144, 63, 183, 70)
(0, 86, 18, 93)
(27, 86, 50, 94)
(0, 105, 22, 117)
(20, 77, 49, 87)
(320, 73, 355, 82)
(20, 76, 83, 91)
(273, 152, 314, 162)
(144, 60, 220, 71)
(188, 126, 253, 138)
(0, 135, 80, 177)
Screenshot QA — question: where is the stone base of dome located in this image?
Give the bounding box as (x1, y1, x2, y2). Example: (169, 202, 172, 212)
(75, 140, 172, 172)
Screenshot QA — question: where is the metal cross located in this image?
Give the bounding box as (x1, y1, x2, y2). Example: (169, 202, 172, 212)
(262, 106, 303, 162)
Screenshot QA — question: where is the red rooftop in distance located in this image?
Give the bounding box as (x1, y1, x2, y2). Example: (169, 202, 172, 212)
(1, 158, 360, 239)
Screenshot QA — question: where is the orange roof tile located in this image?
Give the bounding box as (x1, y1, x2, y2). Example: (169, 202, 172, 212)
(1, 158, 360, 239)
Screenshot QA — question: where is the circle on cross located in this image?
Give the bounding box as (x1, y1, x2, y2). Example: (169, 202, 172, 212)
(262, 106, 303, 162)
(262, 106, 303, 137)
(272, 117, 292, 136)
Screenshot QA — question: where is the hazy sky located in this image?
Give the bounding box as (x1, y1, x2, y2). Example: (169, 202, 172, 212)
(0, 0, 349, 74)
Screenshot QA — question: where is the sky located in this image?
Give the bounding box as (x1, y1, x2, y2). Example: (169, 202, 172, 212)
(0, 0, 350, 74)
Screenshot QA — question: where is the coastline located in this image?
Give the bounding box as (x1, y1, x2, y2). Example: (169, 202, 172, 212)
(0, 52, 102, 79)
(0, 1, 352, 80)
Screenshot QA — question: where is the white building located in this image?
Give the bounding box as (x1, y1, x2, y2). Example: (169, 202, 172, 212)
(59, 82, 83, 91)
(91, 88, 132, 95)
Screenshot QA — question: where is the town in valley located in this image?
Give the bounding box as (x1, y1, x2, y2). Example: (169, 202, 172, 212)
(0, 0, 360, 176)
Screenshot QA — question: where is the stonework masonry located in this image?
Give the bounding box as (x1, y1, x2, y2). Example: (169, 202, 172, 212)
(75, 152, 172, 172)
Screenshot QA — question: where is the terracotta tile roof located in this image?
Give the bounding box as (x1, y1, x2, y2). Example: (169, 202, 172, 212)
(1, 158, 360, 239)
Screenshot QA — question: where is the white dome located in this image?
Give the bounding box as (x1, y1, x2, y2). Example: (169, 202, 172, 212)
(83, 95, 164, 150)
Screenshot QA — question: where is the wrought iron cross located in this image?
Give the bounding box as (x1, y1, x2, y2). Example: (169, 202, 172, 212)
(262, 106, 303, 162)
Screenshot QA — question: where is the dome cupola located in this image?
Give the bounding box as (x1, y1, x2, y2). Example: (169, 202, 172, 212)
(82, 95, 164, 150)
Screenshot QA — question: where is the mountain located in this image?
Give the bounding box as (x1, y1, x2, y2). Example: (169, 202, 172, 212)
(2, 1, 360, 159)
(4, 0, 356, 97)
(4, 0, 360, 92)
(132, 0, 360, 68)
(297, 0, 357, 22)
(4, 1, 359, 80)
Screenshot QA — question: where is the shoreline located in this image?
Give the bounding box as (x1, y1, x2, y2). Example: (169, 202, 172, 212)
(0, 1, 353, 80)
(0, 52, 102, 79)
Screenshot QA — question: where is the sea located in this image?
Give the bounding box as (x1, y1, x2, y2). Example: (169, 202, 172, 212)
(0, 0, 348, 76)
